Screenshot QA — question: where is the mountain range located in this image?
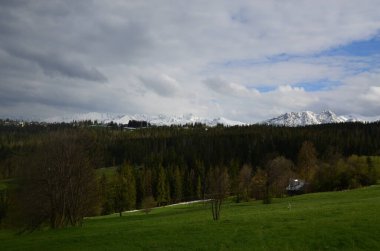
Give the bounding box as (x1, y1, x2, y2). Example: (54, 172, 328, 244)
(44, 113, 246, 127)
(41, 111, 380, 127)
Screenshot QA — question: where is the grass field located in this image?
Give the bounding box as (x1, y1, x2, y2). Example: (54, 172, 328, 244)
(1, 185, 380, 251)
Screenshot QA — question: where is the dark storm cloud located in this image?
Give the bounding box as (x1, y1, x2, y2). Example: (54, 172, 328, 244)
(0, 1, 108, 82)
(5, 47, 107, 82)
(0, 0, 151, 118)
(0, 0, 151, 73)
(0, 74, 130, 117)
(2, 44, 107, 82)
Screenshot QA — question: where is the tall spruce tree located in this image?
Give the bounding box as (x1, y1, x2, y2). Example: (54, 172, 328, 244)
(173, 166, 183, 202)
(114, 164, 136, 216)
(120, 164, 136, 210)
(156, 165, 169, 206)
(196, 175, 202, 200)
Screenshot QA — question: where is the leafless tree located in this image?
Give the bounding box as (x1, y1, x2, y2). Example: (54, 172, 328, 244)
(297, 141, 318, 183)
(251, 156, 294, 203)
(237, 165, 252, 202)
(141, 196, 156, 214)
(207, 167, 230, 220)
(16, 131, 99, 230)
(251, 169, 267, 201)
(266, 156, 294, 198)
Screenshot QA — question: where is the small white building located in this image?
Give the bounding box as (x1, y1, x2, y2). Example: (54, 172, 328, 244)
(286, 179, 306, 195)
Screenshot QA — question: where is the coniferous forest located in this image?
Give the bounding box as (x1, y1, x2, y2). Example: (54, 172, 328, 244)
(0, 120, 379, 229)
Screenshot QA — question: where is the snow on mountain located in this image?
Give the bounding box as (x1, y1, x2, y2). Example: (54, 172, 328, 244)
(315, 110, 346, 123)
(44, 112, 123, 123)
(207, 117, 246, 127)
(44, 112, 246, 127)
(263, 110, 356, 127)
(340, 114, 380, 123)
(40, 111, 380, 127)
(116, 114, 246, 127)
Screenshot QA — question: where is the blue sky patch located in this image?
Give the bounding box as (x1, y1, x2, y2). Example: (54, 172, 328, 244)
(220, 34, 380, 70)
(255, 86, 277, 93)
(322, 35, 380, 57)
(293, 79, 342, 92)
(220, 54, 295, 69)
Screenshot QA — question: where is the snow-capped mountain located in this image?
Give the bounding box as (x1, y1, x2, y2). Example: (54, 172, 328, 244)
(44, 112, 246, 127)
(44, 112, 123, 124)
(113, 114, 246, 127)
(340, 114, 380, 123)
(35, 110, 380, 127)
(263, 111, 359, 127)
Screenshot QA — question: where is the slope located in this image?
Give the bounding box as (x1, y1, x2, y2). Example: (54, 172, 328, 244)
(1, 185, 379, 251)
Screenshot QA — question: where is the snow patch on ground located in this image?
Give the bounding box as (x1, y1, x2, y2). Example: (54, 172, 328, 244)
(122, 199, 211, 214)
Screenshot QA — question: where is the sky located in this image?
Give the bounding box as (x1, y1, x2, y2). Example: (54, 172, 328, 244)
(1, 0, 380, 123)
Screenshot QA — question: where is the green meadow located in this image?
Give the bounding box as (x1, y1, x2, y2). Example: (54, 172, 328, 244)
(1, 185, 380, 251)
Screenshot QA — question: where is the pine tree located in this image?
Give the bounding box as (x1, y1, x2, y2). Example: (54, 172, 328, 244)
(114, 174, 127, 217)
(156, 165, 169, 206)
(173, 167, 183, 202)
(114, 164, 136, 216)
(120, 164, 136, 210)
(99, 173, 112, 215)
(196, 175, 202, 200)
(143, 168, 153, 197)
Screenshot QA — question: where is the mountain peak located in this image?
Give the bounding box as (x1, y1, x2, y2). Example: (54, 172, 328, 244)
(263, 111, 349, 127)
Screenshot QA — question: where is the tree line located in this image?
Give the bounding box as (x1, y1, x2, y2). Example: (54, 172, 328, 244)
(0, 122, 379, 228)
(1, 121, 380, 179)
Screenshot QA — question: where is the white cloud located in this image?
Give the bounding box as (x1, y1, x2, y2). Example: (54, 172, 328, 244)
(307, 71, 380, 116)
(204, 78, 259, 97)
(139, 74, 180, 97)
(1, 0, 380, 122)
(362, 86, 380, 102)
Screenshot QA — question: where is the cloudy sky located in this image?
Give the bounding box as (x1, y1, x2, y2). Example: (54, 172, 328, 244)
(1, 0, 380, 122)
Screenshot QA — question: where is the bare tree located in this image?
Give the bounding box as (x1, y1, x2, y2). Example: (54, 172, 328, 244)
(297, 141, 318, 183)
(141, 196, 156, 214)
(266, 156, 294, 198)
(16, 131, 99, 230)
(251, 156, 294, 204)
(207, 167, 230, 220)
(251, 169, 267, 201)
(237, 165, 252, 202)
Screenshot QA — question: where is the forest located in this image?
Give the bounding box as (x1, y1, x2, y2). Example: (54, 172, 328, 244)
(0, 120, 379, 229)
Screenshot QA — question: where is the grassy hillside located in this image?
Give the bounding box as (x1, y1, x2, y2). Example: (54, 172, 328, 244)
(1, 185, 380, 251)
